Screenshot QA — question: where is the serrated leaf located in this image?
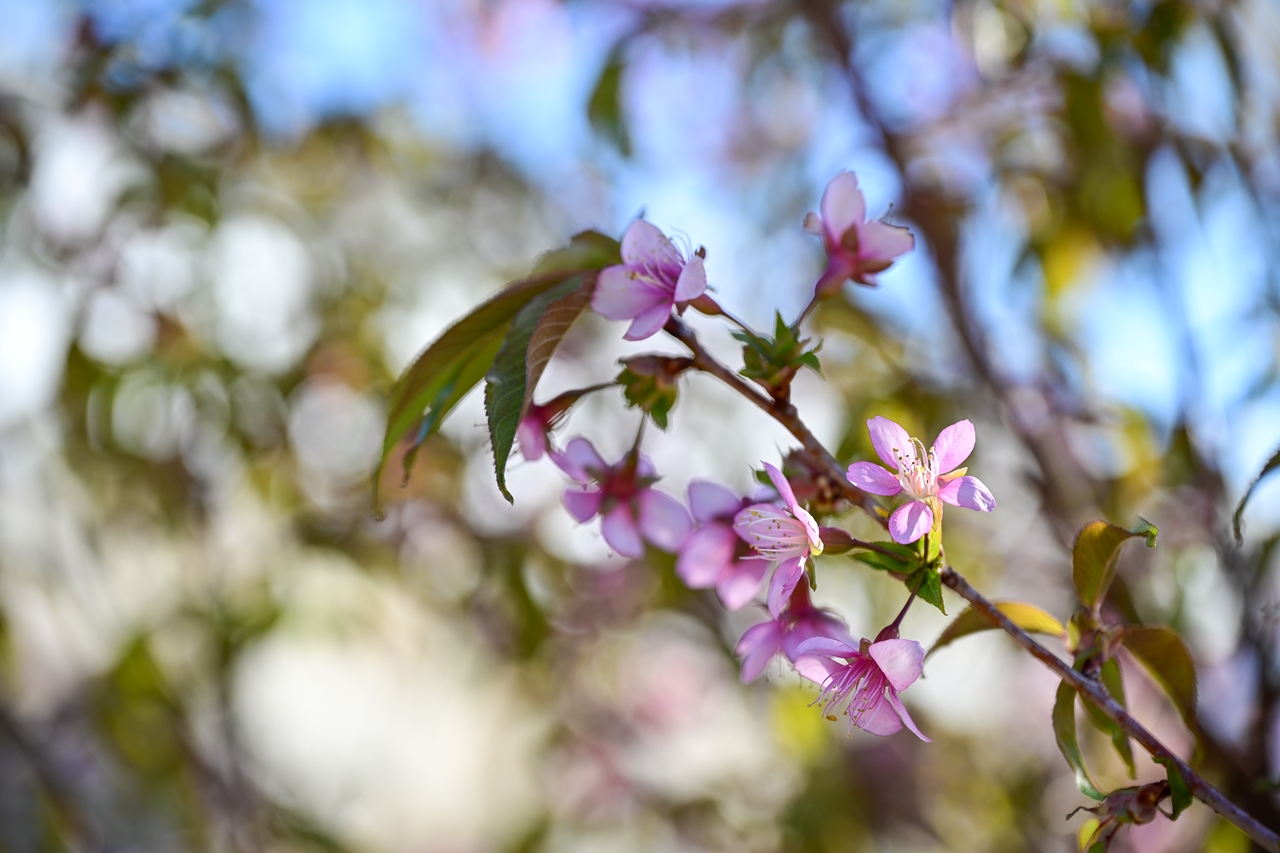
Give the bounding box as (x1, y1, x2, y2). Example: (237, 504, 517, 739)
(1054, 680, 1108, 801)
(485, 274, 594, 502)
(1233, 445, 1280, 545)
(1082, 658, 1135, 778)
(375, 232, 619, 513)
(907, 566, 945, 614)
(927, 600, 1064, 659)
(1154, 757, 1191, 819)
(588, 48, 630, 156)
(1119, 625, 1197, 730)
(1072, 519, 1158, 612)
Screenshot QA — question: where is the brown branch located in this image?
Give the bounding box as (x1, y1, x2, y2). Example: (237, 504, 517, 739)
(941, 567, 1279, 851)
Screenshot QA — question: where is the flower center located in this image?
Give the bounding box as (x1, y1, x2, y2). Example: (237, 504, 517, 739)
(894, 437, 938, 501)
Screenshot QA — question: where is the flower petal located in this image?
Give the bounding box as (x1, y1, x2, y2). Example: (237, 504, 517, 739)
(563, 488, 603, 523)
(715, 558, 769, 611)
(937, 475, 996, 512)
(517, 415, 546, 461)
(621, 219, 681, 269)
(795, 505, 823, 555)
(767, 556, 806, 618)
(931, 419, 975, 473)
(601, 503, 645, 559)
(553, 437, 607, 482)
(885, 690, 931, 742)
(673, 254, 707, 302)
(888, 500, 933, 544)
(762, 461, 800, 515)
(793, 653, 842, 686)
(853, 692, 903, 736)
(623, 302, 673, 341)
(793, 636, 858, 659)
(785, 612, 855, 660)
(591, 265, 670, 321)
(637, 489, 692, 551)
(676, 524, 736, 588)
(846, 461, 903, 496)
(868, 638, 925, 692)
(687, 480, 742, 523)
(736, 620, 785, 682)
(857, 220, 914, 263)
(802, 211, 823, 236)
(819, 172, 866, 241)
(867, 416, 915, 471)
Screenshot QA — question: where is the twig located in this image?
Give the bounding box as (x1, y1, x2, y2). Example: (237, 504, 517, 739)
(941, 567, 1280, 851)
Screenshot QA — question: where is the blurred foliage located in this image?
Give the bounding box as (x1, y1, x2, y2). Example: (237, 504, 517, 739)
(0, 0, 1276, 852)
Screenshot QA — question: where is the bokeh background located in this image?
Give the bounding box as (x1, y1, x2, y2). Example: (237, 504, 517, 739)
(0, 0, 1278, 850)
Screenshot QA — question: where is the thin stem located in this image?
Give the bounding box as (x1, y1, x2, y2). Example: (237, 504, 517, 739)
(941, 567, 1280, 851)
(888, 590, 917, 633)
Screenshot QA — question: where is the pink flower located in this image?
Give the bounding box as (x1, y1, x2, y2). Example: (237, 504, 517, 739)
(736, 583, 854, 682)
(846, 417, 995, 545)
(793, 635, 930, 740)
(518, 400, 567, 461)
(554, 437, 692, 559)
(592, 220, 707, 341)
(804, 171, 914, 298)
(733, 462, 824, 617)
(676, 481, 768, 610)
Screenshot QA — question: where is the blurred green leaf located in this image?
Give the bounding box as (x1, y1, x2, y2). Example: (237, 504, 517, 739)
(1054, 680, 1108, 801)
(375, 231, 620, 512)
(1119, 625, 1197, 730)
(1072, 518, 1158, 612)
(1232, 444, 1280, 545)
(588, 47, 631, 156)
(851, 541, 918, 573)
(927, 600, 1064, 659)
(485, 273, 595, 502)
(615, 355, 693, 430)
(1082, 658, 1136, 778)
(1154, 757, 1192, 819)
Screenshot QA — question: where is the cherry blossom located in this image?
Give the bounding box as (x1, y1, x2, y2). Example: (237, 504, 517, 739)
(846, 416, 996, 545)
(793, 635, 930, 740)
(733, 462, 823, 616)
(591, 220, 707, 341)
(675, 481, 769, 610)
(554, 437, 692, 559)
(804, 171, 914, 298)
(735, 584, 853, 682)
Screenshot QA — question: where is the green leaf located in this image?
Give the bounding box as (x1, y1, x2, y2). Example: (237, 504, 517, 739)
(1154, 757, 1191, 819)
(587, 48, 630, 156)
(615, 355, 693, 431)
(1072, 518, 1158, 612)
(851, 541, 918, 574)
(927, 600, 1065, 659)
(1054, 680, 1108, 801)
(1082, 658, 1136, 778)
(1233, 445, 1280, 545)
(1119, 625, 1197, 731)
(374, 232, 620, 513)
(485, 274, 594, 502)
(907, 565, 945, 614)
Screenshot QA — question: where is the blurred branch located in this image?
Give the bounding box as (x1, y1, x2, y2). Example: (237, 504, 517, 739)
(942, 567, 1280, 851)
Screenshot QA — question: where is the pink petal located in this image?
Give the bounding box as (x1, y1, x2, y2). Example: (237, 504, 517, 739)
(732, 502, 789, 542)
(867, 416, 915, 471)
(676, 524, 736, 588)
(517, 415, 546, 461)
(554, 437, 607, 482)
(813, 256, 858, 297)
(795, 505, 822, 553)
(715, 558, 769, 611)
(601, 503, 644, 559)
(857, 220, 914, 262)
(931, 419, 975, 473)
(687, 480, 742, 523)
(888, 500, 933, 544)
(853, 692, 903, 736)
(591, 266, 670, 321)
(802, 212, 823, 236)
(736, 620, 785, 682)
(767, 556, 806, 618)
(563, 488, 603, 522)
(785, 613, 855, 660)
(885, 690, 931, 742)
(846, 461, 903, 496)
(793, 654, 842, 686)
(937, 475, 996, 512)
(794, 636, 858, 659)
(637, 489, 692, 551)
(623, 302, 673, 341)
(868, 639, 925, 692)
(673, 254, 707, 302)
(621, 219, 681, 269)
(762, 461, 801, 516)
(819, 172, 866, 241)
(635, 453, 657, 480)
